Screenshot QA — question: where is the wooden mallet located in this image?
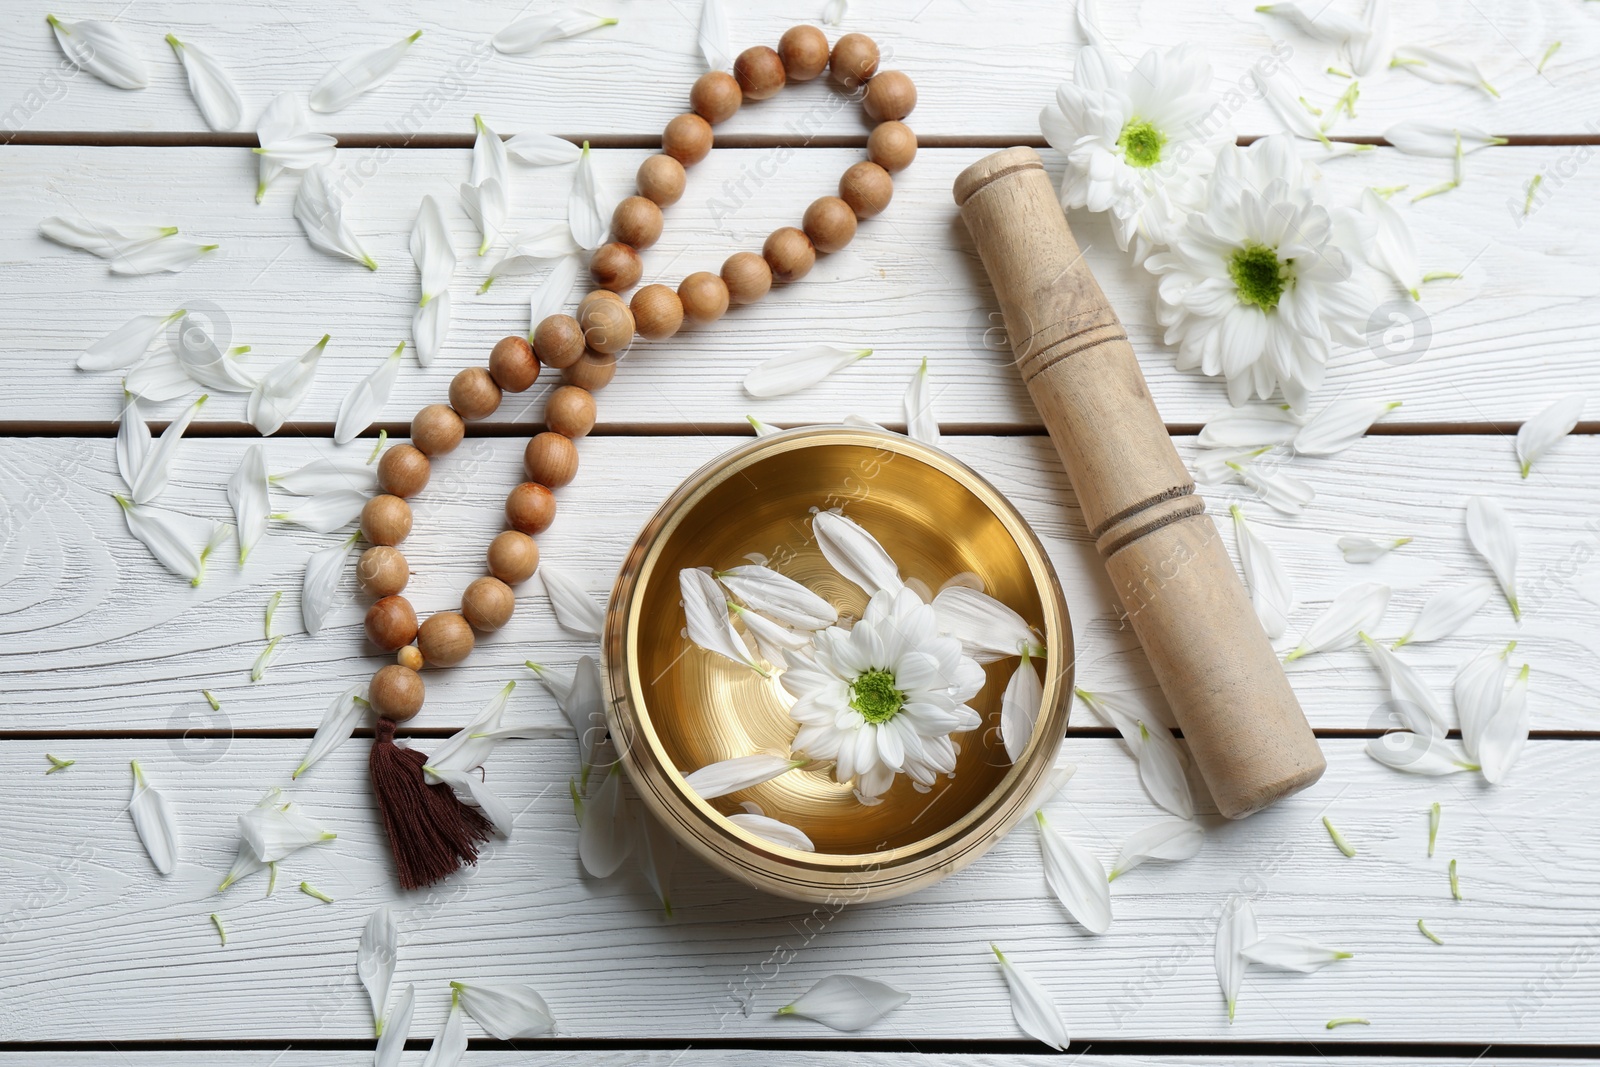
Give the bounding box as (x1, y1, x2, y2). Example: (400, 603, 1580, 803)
(955, 147, 1325, 818)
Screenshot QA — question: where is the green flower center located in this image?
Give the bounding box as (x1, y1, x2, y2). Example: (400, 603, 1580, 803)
(850, 668, 903, 724)
(1228, 243, 1287, 310)
(1117, 119, 1166, 168)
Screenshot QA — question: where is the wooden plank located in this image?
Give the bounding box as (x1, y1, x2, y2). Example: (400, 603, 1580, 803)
(1, 736, 1595, 1042)
(2, 144, 1596, 428)
(2, 0, 1596, 138)
(0, 1055, 1574, 1066)
(0, 433, 1588, 733)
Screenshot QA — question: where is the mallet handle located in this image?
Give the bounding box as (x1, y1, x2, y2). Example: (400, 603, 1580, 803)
(955, 147, 1324, 818)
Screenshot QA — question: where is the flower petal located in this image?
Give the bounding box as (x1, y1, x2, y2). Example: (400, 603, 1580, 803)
(1395, 579, 1495, 646)
(632, 805, 678, 916)
(532, 253, 583, 328)
(166, 35, 242, 130)
(425, 681, 517, 776)
(903, 357, 940, 445)
(493, 11, 618, 54)
(1359, 634, 1448, 736)
(115, 392, 151, 491)
(128, 760, 178, 875)
(300, 533, 357, 635)
(459, 178, 507, 258)
(716, 564, 837, 630)
(578, 763, 635, 876)
(681, 568, 765, 673)
(505, 131, 582, 166)
(1346, 0, 1390, 76)
(293, 683, 366, 778)
(1294, 398, 1402, 456)
(1479, 662, 1530, 784)
(1286, 583, 1390, 661)
(255, 92, 335, 201)
(130, 393, 207, 504)
(1465, 497, 1519, 620)
(745, 346, 872, 398)
(239, 794, 336, 862)
(426, 766, 515, 837)
(1337, 534, 1410, 563)
(1109, 818, 1204, 879)
(698, 0, 732, 70)
(931, 584, 1042, 662)
(358, 906, 398, 1036)
(1197, 404, 1304, 448)
(1231, 505, 1293, 638)
(1515, 396, 1583, 478)
(49, 16, 149, 89)
(1076, 689, 1192, 817)
(991, 944, 1070, 1050)
(1241, 933, 1352, 972)
(1229, 461, 1315, 515)
(411, 194, 456, 305)
(1455, 641, 1515, 760)
(1215, 895, 1257, 1021)
(728, 811, 815, 851)
(420, 996, 467, 1067)
(567, 141, 612, 250)
(1256, 1, 1368, 42)
(779, 975, 910, 1032)
(813, 510, 903, 598)
(1391, 45, 1498, 97)
(1035, 811, 1111, 933)
(249, 335, 328, 436)
(334, 344, 403, 445)
(41, 215, 173, 258)
(294, 165, 376, 270)
(373, 984, 414, 1067)
(271, 455, 375, 496)
(109, 236, 218, 276)
(271, 489, 366, 533)
(684, 753, 803, 799)
(1001, 653, 1043, 762)
(310, 31, 422, 113)
(1365, 731, 1479, 775)
(1384, 121, 1506, 158)
(542, 566, 606, 637)
(81, 311, 181, 371)
(114, 496, 226, 584)
(451, 980, 556, 1039)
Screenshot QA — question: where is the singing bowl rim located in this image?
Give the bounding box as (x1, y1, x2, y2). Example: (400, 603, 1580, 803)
(603, 427, 1072, 902)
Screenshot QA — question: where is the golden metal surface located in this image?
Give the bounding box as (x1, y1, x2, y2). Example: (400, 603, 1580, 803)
(603, 428, 1072, 902)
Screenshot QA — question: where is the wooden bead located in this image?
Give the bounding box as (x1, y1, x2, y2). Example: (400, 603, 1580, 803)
(840, 160, 894, 219)
(830, 32, 880, 89)
(611, 196, 664, 250)
(763, 226, 816, 283)
(662, 113, 713, 166)
(690, 71, 742, 124)
(868, 120, 917, 173)
(462, 576, 515, 632)
(524, 430, 580, 488)
(370, 664, 424, 721)
(417, 611, 474, 667)
(631, 283, 684, 339)
(863, 70, 917, 122)
(803, 195, 858, 254)
(377, 444, 430, 498)
(396, 645, 424, 672)
(489, 335, 540, 392)
(449, 366, 502, 420)
(636, 154, 686, 207)
(561, 351, 617, 391)
(533, 314, 586, 370)
(506, 481, 557, 535)
(357, 545, 409, 597)
(779, 25, 830, 81)
(487, 530, 539, 584)
(722, 251, 773, 305)
(734, 45, 787, 100)
(361, 494, 412, 546)
(590, 241, 643, 292)
(365, 595, 418, 652)
(546, 384, 597, 438)
(678, 271, 730, 323)
(578, 292, 635, 355)
(411, 404, 464, 456)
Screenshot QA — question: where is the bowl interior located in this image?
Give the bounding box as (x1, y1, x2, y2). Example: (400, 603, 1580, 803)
(631, 435, 1055, 856)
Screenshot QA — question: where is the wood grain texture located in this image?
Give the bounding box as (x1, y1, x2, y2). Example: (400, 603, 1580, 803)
(1, 736, 1596, 1042)
(0, 1057, 1574, 1066)
(0, 434, 1590, 733)
(1, 0, 1596, 138)
(3, 145, 1596, 428)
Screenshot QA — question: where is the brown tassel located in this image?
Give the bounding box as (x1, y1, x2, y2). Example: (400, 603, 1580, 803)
(369, 717, 493, 890)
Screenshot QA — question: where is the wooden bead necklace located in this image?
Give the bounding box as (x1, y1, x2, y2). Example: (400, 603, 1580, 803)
(356, 27, 918, 890)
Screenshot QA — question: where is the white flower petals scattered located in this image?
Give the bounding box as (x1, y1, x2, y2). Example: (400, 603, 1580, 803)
(567, 141, 611, 251)
(1076, 688, 1192, 818)
(716, 564, 837, 630)
(460, 115, 510, 257)
(49, 16, 149, 89)
(813, 510, 904, 599)
(271, 456, 375, 496)
(42, 215, 176, 259)
(1230, 506, 1293, 638)
(505, 132, 582, 166)
(1479, 662, 1531, 785)
(226, 442, 270, 563)
(578, 764, 635, 876)
(300, 533, 356, 636)
(114, 495, 229, 586)
(114, 236, 218, 276)
(493, 11, 618, 55)
(745, 346, 872, 398)
(779, 975, 910, 1031)
(1294, 399, 1401, 456)
(373, 984, 414, 1067)
(80, 311, 182, 372)
(248, 335, 328, 436)
(698, 0, 732, 71)
(531, 253, 583, 328)
(728, 811, 816, 851)
(1215, 895, 1257, 1022)
(680, 568, 766, 674)
(294, 165, 376, 270)
(991, 944, 1069, 1050)
(1455, 641, 1515, 760)
(1516, 396, 1583, 478)
(1109, 818, 1204, 880)
(1360, 633, 1448, 737)
(254, 93, 336, 202)
(166, 35, 241, 130)
(1365, 731, 1479, 775)
(116, 392, 151, 491)
(1229, 460, 1316, 515)
(425, 681, 516, 780)
(1465, 497, 1520, 620)
(129, 393, 205, 504)
(238, 789, 336, 861)
(1035, 810, 1111, 934)
(310, 31, 422, 113)
(1240, 934, 1353, 972)
(931, 584, 1043, 663)
(358, 906, 398, 1037)
(1337, 534, 1410, 563)
(451, 980, 557, 1039)
(1285, 583, 1390, 661)
(1346, 0, 1390, 76)
(294, 684, 365, 778)
(1394, 579, 1494, 647)
(421, 992, 467, 1067)
(1384, 121, 1507, 158)
(1255, 2, 1367, 43)
(1001, 652, 1043, 762)
(542, 566, 606, 637)
(410, 195, 456, 365)
(334, 344, 403, 445)
(128, 760, 178, 875)
(903, 357, 940, 445)
(271, 489, 366, 533)
(684, 753, 804, 799)
(632, 804, 678, 916)
(1391, 45, 1498, 98)
(1198, 404, 1304, 448)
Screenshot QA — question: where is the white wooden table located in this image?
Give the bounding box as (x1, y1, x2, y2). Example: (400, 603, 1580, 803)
(3, 1, 1598, 1063)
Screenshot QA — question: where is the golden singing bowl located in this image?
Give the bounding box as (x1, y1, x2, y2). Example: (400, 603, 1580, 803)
(603, 427, 1072, 903)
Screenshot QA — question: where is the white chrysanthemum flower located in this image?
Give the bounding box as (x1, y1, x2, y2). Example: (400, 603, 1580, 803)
(1145, 134, 1370, 411)
(1040, 45, 1226, 258)
(782, 587, 984, 801)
